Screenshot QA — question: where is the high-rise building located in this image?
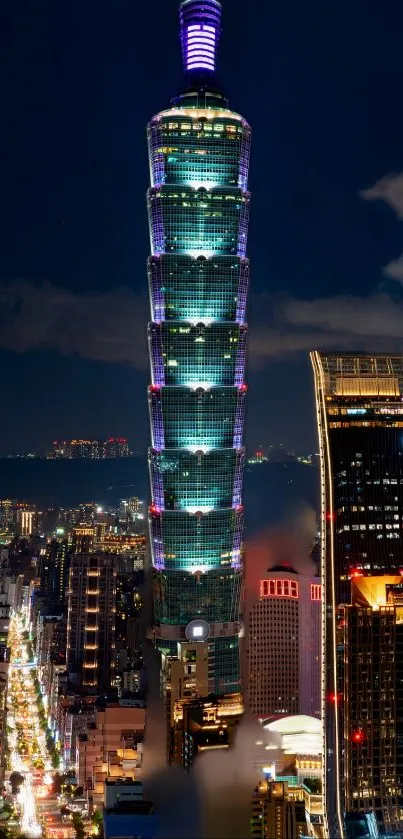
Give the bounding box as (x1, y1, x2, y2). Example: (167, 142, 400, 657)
(119, 498, 145, 530)
(66, 553, 117, 691)
(251, 780, 308, 839)
(311, 352, 403, 836)
(171, 692, 243, 769)
(161, 640, 209, 761)
(17, 505, 36, 536)
(147, 0, 251, 694)
(0, 500, 13, 533)
(0, 590, 10, 783)
(344, 576, 403, 833)
(38, 538, 70, 605)
(76, 703, 146, 808)
(71, 524, 95, 554)
(244, 565, 321, 719)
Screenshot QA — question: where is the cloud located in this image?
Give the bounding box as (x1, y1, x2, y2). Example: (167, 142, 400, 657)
(383, 255, 403, 283)
(249, 292, 403, 365)
(361, 171, 403, 219)
(361, 171, 403, 285)
(0, 280, 148, 368)
(4, 164, 403, 376)
(1, 279, 403, 370)
(248, 164, 403, 363)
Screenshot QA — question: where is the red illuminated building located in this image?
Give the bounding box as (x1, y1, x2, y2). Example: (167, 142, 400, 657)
(243, 533, 321, 719)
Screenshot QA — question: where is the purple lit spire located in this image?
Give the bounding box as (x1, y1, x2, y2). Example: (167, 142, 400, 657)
(179, 0, 222, 74)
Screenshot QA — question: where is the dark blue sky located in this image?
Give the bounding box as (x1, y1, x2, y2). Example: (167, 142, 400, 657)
(1, 0, 403, 454)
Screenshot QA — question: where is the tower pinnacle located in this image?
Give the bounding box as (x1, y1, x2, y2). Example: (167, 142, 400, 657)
(179, 0, 222, 75)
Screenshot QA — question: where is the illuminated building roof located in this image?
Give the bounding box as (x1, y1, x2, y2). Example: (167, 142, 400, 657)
(312, 352, 403, 397)
(352, 574, 403, 610)
(263, 715, 322, 756)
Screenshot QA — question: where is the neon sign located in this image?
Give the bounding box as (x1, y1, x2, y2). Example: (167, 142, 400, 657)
(260, 579, 299, 599)
(311, 583, 322, 601)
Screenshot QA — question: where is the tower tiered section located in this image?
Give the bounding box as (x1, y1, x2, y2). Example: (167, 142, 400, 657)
(147, 0, 251, 692)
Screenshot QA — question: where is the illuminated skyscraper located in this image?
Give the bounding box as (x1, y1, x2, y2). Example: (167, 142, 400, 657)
(345, 576, 403, 834)
(38, 537, 70, 606)
(311, 352, 403, 837)
(66, 553, 116, 691)
(244, 566, 321, 719)
(147, 0, 251, 692)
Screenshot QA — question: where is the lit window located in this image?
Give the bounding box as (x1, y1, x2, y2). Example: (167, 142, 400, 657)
(260, 579, 299, 599)
(311, 584, 322, 602)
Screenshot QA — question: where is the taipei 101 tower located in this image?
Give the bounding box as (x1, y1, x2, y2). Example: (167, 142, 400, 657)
(147, 0, 251, 693)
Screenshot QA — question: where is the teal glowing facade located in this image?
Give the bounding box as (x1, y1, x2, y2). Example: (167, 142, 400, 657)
(147, 0, 251, 693)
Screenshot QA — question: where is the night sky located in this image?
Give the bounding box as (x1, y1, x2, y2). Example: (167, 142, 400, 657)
(2, 0, 403, 455)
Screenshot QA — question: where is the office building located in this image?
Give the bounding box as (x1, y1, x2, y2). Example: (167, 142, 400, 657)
(66, 553, 117, 690)
(120, 498, 145, 528)
(36, 611, 66, 698)
(0, 590, 10, 782)
(251, 780, 307, 839)
(71, 524, 95, 554)
(246, 569, 321, 718)
(147, 0, 251, 694)
(171, 692, 243, 769)
(96, 533, 146, 561)
(0, 500, 14, 533)
(244, 538, 321, 719)
(161, 640, 209, 761)
(77, 702, 146, 808)
(311, 352, 403, 836)
(17, 505, 36, 537)
(344, 576, 403, 833)
(37, 537, 70, 605)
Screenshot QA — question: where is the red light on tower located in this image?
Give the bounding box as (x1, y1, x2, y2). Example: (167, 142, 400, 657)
(352, 729, 365, 743)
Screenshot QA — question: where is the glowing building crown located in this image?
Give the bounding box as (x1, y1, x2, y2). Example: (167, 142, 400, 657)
(179, 0, 222, 75)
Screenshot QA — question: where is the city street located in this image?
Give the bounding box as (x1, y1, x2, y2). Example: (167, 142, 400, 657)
(6, 613, 73, 839)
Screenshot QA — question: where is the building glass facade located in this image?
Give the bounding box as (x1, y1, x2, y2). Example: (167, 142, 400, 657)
(147, 0, 251, 693)
(344, 577, 403, 834)
(311, 352, 403, 837)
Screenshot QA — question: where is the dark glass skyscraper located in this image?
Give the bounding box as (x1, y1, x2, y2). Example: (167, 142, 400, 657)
(147, 0, 251, 693)
(311, 352, 403, 837)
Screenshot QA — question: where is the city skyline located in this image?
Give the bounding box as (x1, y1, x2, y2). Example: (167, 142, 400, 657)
(2, 2, 403, 837)
(2, 1, 403, 454)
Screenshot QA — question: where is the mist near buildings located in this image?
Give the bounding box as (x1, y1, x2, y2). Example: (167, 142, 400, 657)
(140, 506, 318, 837)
